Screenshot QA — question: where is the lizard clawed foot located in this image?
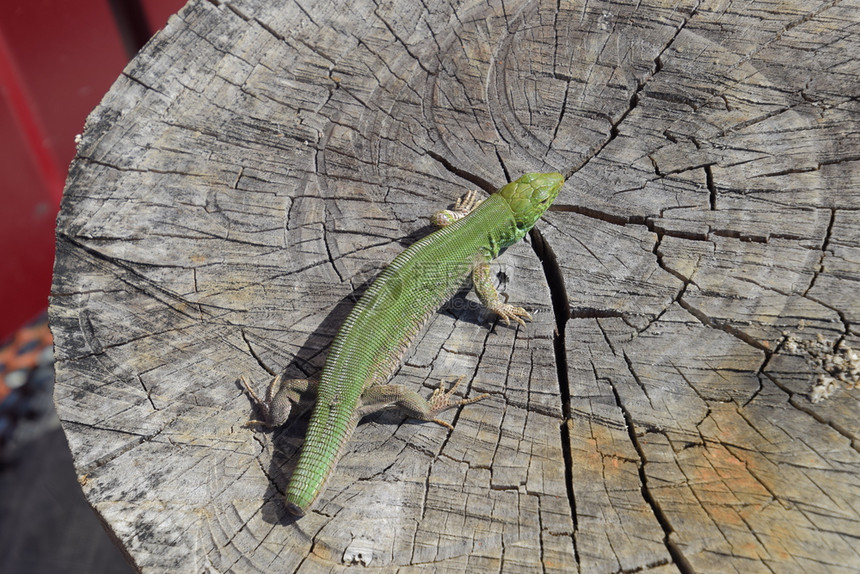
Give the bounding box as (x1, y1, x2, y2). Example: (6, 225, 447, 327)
(428, 376, 489, 430)
(429, 189, 483, 227)
(491, 304, 532, 328)
(239, 373, 301, 428)
(243, 419, 270, 428)
(239, 375, 274, 428)
(452, 189, 482, 213)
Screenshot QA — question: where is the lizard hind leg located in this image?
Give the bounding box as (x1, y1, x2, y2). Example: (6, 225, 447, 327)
(357, 376, 489, 431)
(426, 376, 489, 429)
(239, 375, 275, 427)
(239, 374, 314, 427)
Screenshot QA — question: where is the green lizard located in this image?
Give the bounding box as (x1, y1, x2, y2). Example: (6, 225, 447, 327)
(241, 172, 564, 516)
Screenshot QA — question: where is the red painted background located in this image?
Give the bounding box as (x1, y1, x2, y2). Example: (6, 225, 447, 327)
(0, 0, 186, 340)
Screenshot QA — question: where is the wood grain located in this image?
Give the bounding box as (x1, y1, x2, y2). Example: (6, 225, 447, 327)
(50, 0, 858, 572)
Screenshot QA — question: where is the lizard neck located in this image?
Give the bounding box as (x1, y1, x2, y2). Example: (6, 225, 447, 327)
(462, 192, 523, 258)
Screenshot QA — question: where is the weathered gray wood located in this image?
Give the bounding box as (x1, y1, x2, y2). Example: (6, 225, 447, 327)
(541, 0, 860, 572)
(50, 0, 858, 572)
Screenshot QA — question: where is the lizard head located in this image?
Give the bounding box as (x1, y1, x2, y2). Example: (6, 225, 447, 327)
(497, 172, 564, 237)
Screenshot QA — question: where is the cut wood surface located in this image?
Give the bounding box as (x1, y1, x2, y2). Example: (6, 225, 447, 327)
(50, 0, 858, 572)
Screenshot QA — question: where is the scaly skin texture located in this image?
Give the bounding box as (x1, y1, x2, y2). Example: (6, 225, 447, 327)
(241, 172, 564, 515)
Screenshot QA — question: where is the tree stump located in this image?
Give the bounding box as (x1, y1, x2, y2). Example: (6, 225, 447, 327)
(50, 1, 859, 572)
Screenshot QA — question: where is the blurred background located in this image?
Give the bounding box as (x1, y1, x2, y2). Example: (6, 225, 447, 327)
(1, 1, 185, 572)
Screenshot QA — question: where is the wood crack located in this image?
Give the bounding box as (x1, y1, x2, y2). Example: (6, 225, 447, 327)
(607, 366, 696, 574)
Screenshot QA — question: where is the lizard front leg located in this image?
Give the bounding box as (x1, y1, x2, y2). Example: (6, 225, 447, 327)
(429, 189, 483, 227)
(472, 256, 532, 327)
(356, 377, 488, 430)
